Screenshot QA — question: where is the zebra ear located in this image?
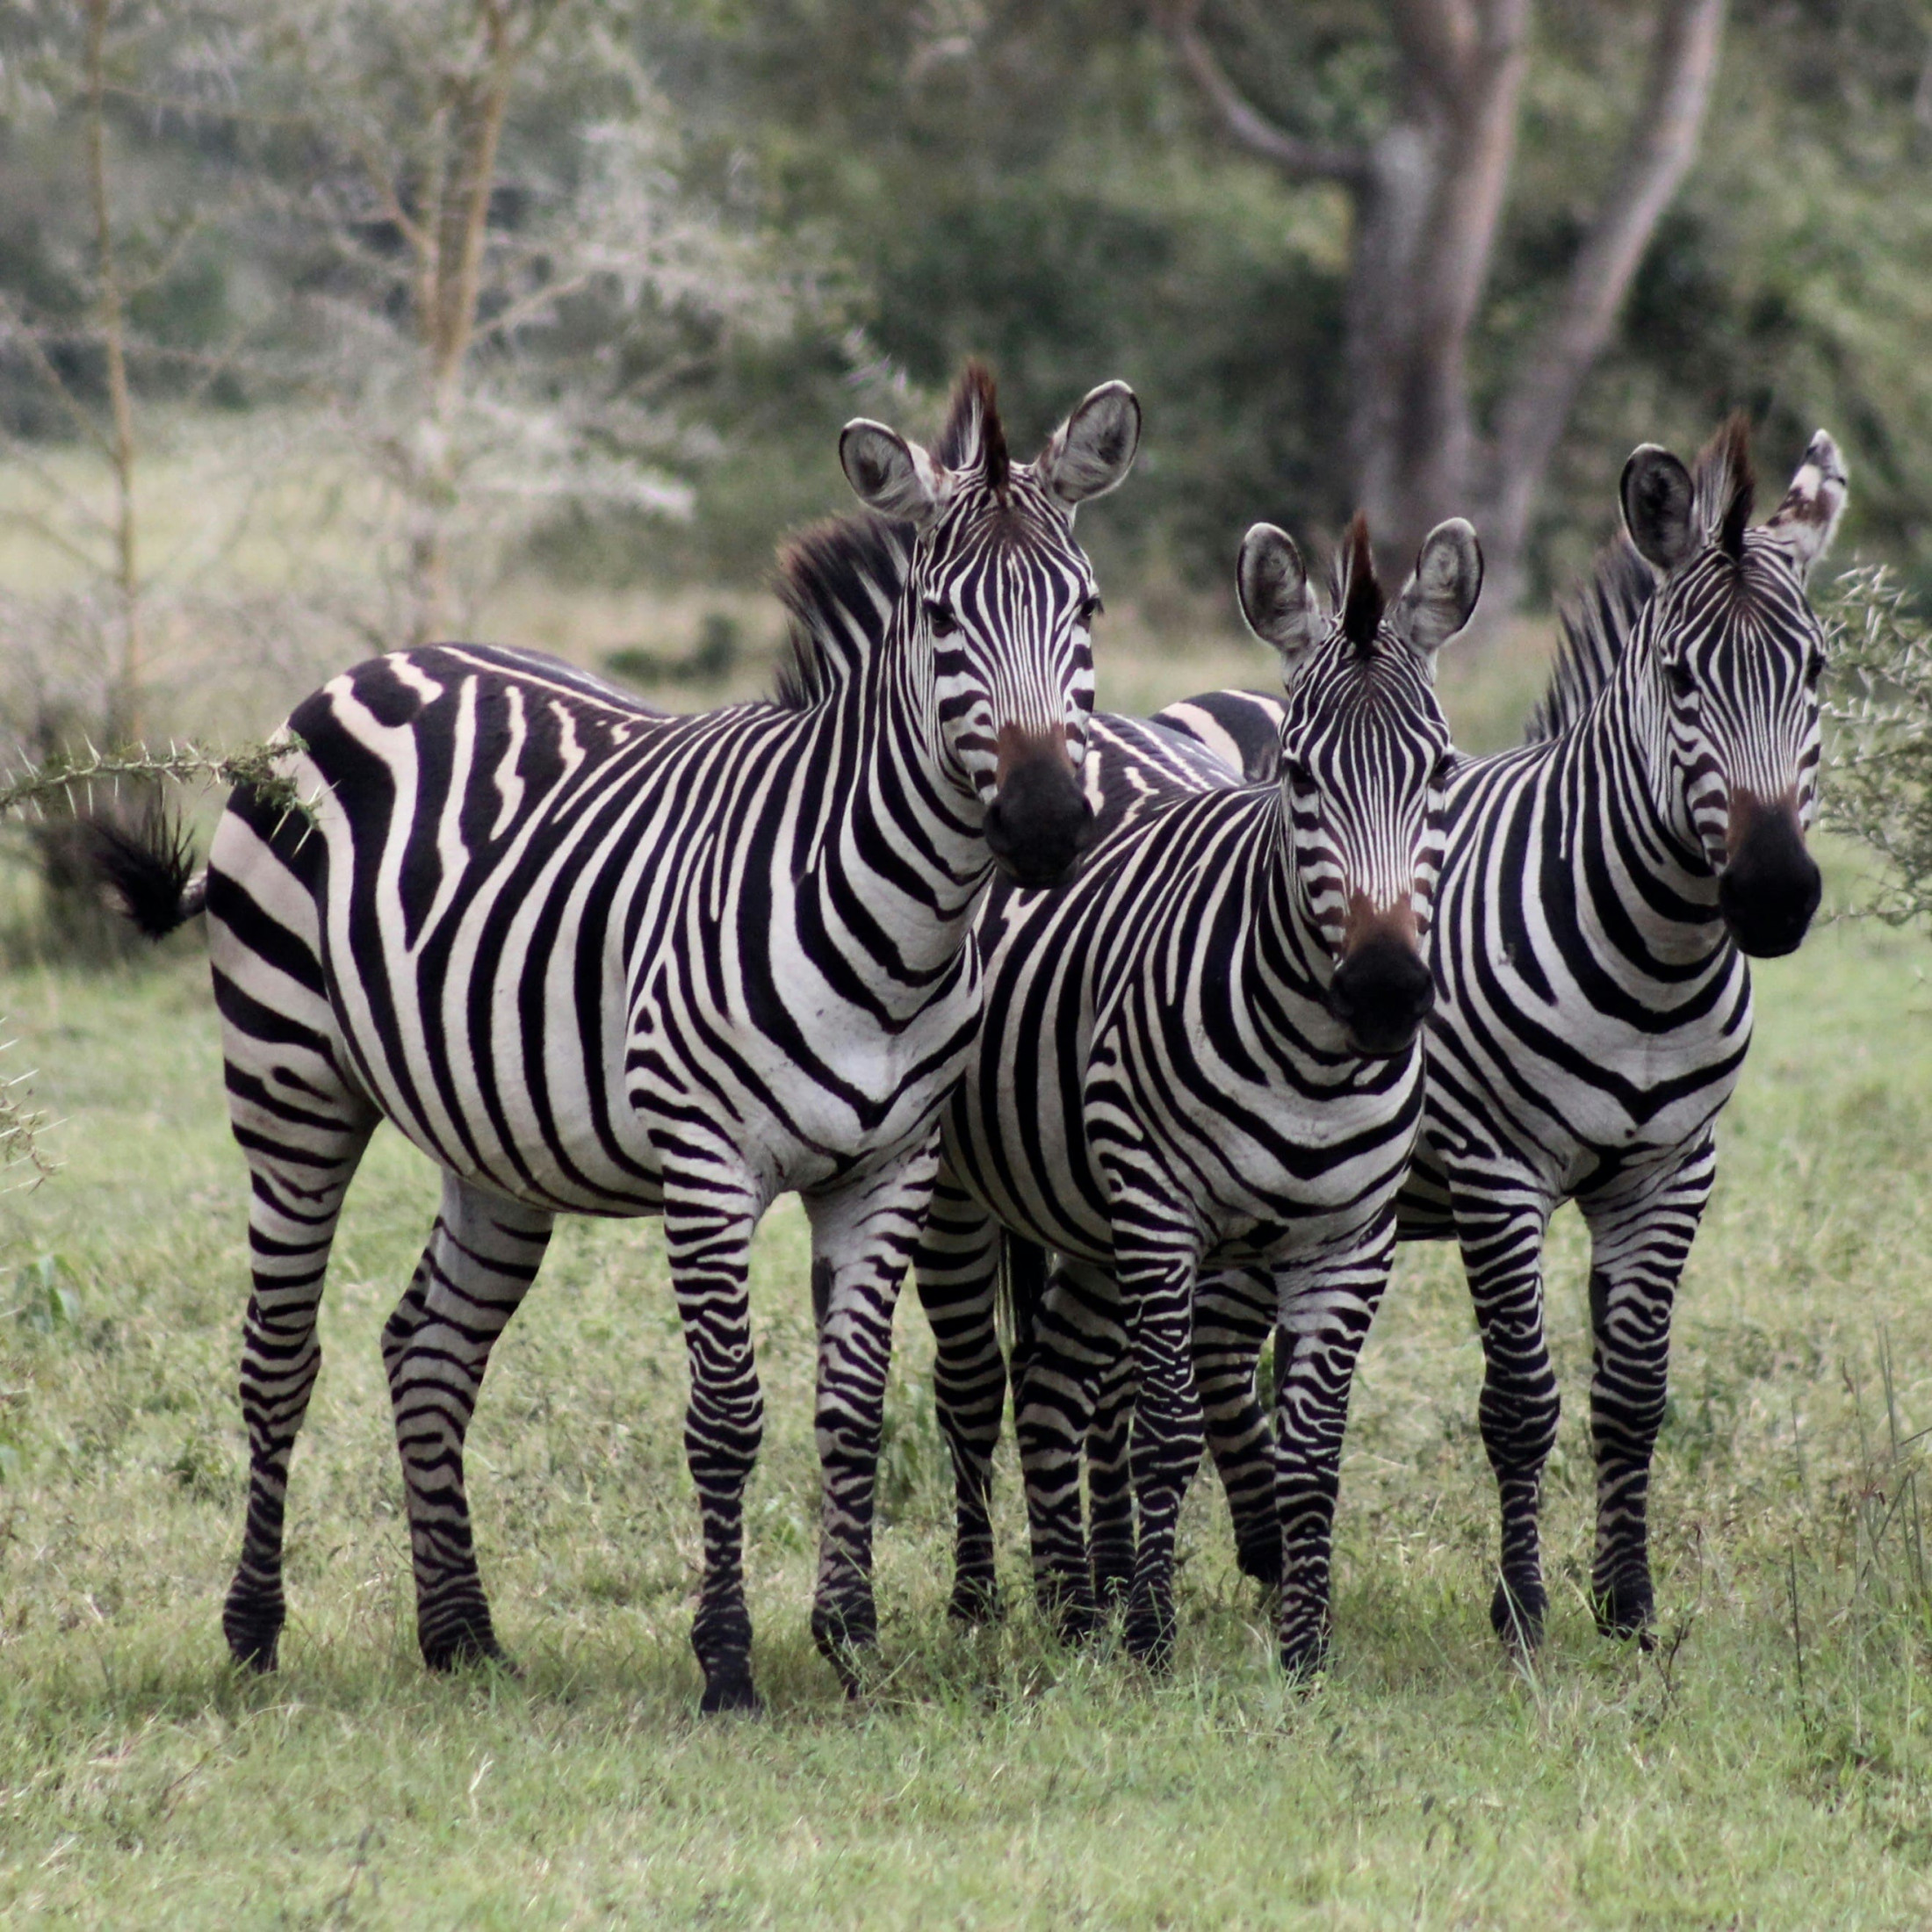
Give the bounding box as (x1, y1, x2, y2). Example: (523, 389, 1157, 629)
(1236, 523, 1322, 670)
(1765, 430, 1849, 580)
(1620, 445, 1698, 573)
(840, 420, 943, 529)
(1392, 518, 1483, 657)
(1037, 381, 1141, 509)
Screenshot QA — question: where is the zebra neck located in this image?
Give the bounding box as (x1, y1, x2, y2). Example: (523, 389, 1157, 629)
(1250, 792, 1342, 1038)
(811, 650, 991, 987)
(1558, 668, 1729, 968)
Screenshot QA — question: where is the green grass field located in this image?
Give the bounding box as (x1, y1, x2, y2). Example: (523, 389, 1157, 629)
(4, 605, 1932, 1924)
(3, 871, 1929, 1926)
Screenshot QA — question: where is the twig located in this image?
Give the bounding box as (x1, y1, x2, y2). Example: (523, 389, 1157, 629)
(0, 739, 309, 824)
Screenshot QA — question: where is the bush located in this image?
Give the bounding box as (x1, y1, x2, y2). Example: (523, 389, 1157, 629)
(1825, 567, 1932, 927)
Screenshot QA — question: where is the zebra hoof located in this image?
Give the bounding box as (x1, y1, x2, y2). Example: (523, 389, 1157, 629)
(946, 1574, 1003, 1627)
(1091, 1560, 1133, 1612)
(1236, 1528, 1283, 1590)
(1489, 1576, 1547, 1653)
(1034, 1565, 1099, 1644)
(1037, 1579, 1100, 1647)
(1279, 1629, 1330, 1685)
(1123, 1598, 1177, 1674)
(420, 1621, 517, 1676)
(1591, 1573, 1655, 1646)
(698, 1672, 764, 1717)
(222, 1587, 284, 1674)
(818, 1642, 884, 1703)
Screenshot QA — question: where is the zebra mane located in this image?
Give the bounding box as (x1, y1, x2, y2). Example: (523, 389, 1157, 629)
(934, 359, 1009, 496)
(1328, 513, 1384, 654)
(772, 512, 912, 711)
(1696, 411, 1755, 563)
(1524, 537, 1656, 744)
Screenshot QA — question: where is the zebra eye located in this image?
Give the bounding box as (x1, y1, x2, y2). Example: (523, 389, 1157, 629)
(1281, 754, 1313, 794)
(1666, 659, 1697, 700)
(924, 599, 959, 638)
(1803, 652, 1825, 689)
(1431, 752, 1458, 789)
(1078, 594, 1103, 626)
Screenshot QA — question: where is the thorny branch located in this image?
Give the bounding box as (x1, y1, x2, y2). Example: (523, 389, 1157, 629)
(0, 1034, 61, 1192)
(0, 740, 310, 825)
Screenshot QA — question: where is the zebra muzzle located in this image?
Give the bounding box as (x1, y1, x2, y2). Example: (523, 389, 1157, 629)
(985, 730, 1095, 890)
(1718, 790, 1820, 959)
(1326, 921, 1434, 1059)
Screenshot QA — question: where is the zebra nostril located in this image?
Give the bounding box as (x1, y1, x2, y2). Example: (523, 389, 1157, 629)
(1326, 936, 1434, 1058)
(985, 742, 1091, 890)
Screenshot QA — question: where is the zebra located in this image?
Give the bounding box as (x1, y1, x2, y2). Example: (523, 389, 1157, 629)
(912, 512, 1482, 1674)
(92, 364, 1142, 1713)
(1071, 418, 1848, 1654)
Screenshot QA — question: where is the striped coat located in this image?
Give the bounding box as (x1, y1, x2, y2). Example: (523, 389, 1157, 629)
(1104, 422, 1847, 1650)
(914, 515, 1481, 1672)
(95, 365, 1142, 1711)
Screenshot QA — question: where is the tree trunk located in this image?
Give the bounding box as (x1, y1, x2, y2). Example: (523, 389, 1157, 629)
(1166, 0, 1727, 633)
(1474, 0, 1726, 621)
(1347, 0, 1527, 577)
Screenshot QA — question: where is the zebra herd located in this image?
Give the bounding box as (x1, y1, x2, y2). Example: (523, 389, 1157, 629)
(99, 364, 1848, 1711)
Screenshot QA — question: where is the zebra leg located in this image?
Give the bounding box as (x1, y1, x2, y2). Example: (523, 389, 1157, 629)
(912, 1171, 1007, 1626)
(1116, 1246, 1205, 1671)
(1013, 1256, 1123, 1642)
(381, 1175, 553, 1672)
(1194, 1265, 1281, 1588)
(1579, 1143, 1713, 1642)
(1453, 1183, 1560, 1650)
(1272, 1217, 1397, 1678)
(664, 1182, 767, 1714)
(226, 1120, 374, 1670)
(803, 1150, 939, 1694)
(1085, 1335, 1135, 1611)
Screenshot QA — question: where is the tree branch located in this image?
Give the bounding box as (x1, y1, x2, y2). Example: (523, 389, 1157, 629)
(1486, 0, 1727, 537)
(1386, 0, 1476, 90)
(0, 507, 109, 577)
(0, 298, 114, 461)
(1161, 0, 1371, 184)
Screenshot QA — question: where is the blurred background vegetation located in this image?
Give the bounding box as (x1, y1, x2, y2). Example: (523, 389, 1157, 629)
(0, 0, 1928, 959)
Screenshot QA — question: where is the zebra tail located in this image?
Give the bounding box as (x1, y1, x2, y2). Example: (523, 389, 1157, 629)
(88, 811, 208, 941)
(996, 1230, 1050, 1370)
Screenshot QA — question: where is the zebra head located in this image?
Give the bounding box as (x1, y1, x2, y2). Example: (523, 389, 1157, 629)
(840, 364, 1141, 888)
(1621, 418, 1849, 958)
(1239, 513, 1481, 1058)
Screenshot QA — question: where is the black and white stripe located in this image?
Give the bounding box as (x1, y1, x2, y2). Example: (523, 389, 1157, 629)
(913, 515, 1481, 1673)
(1114, 421, 1848, 1652)
(101, 366, 1142, 1711)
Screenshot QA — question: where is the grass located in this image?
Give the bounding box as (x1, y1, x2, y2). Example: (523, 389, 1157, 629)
(2, 857, 1930, 1925)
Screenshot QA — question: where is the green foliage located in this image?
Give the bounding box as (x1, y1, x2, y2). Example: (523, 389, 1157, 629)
(1824, 567, 1932, 926)
(6, 0, 1928, 605)
(666, 0, 1932, 598)
(1540, 1, 1932, 600)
